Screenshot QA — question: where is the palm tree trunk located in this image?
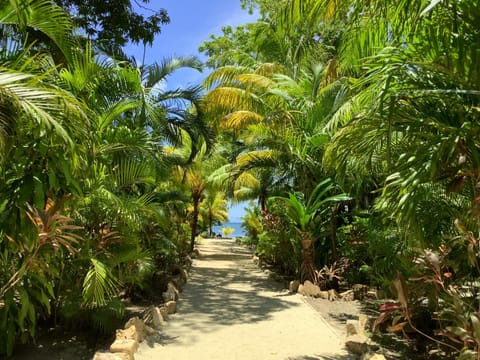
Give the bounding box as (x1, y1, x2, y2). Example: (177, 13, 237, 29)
(208, 211, 213, 237)
(331, 204, 340, 262)
(190, 193, 200, 252)
(300, 233, 315, 283)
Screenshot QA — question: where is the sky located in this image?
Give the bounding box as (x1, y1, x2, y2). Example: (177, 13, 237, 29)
(127, 0, 258, 222)
(128, 0, 257, 89)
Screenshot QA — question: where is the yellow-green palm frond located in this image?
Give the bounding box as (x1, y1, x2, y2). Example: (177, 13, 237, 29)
(203, 65, 250, 90)
(207, 164, 233, 187)
(234, 171, 260, 190)
(0, 67, 87, 148)
(235, 73, 273, 89)
(204, 86, 262, 114)
(235, 149, 278, 169)
(320, 57, 339, 88)
(221, 110, 263, 130)
(280, 0, 346, 31)
(254, 62, 285, 77)
(233, 187, 257, 203)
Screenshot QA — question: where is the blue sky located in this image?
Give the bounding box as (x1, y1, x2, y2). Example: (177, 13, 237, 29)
(127, 0, 257, 222)
(128, 0, 257, 89)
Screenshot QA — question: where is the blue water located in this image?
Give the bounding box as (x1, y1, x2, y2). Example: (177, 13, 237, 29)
(212, 222, 245, 237)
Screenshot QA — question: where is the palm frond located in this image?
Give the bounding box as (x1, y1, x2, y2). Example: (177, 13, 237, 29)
(143, 56, 202, 88)
(0, 0, 75, 63)
(82, 258, 119, 309)
(221, 110, 263, 130)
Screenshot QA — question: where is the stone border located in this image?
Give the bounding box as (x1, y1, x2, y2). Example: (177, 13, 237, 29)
(91, 254, 193, 360)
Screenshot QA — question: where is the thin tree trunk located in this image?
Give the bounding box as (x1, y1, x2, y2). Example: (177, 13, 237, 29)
(300, 233, 315, 284)
(331, 205, 339, 262)
(190, 193, 200, 252)
(208, 211, 213, 237)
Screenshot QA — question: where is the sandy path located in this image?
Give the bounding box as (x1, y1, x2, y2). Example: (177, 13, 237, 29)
(136, 238, 351, 360)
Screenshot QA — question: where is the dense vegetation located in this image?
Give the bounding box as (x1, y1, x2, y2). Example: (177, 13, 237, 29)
(1, 0, 479, 358)
(202, 0, 480, 358)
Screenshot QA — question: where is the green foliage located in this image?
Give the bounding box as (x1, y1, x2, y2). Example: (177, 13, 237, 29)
(241, 205, 263, 243)
(338, 215, 409, 288)
(0, 1, 210, 354)
(54, 0, 169, 47)
(272, 178, 349, 232)
(82, 259, 119, 309)
(255, 203, 301, 276)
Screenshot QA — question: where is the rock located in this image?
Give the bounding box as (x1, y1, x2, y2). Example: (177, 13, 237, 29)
(165, 300, 177, 314)
(360, 353, 386, 360)
(358, 314, 370, 333)
(297, 284, 304, 294)
(151, 307, 165, 328)
(116, 325, 140, 343)
(171, 275, 186, 291)
(300, 280, 322, 298)
(346, 319, 359, 336)
(318, 291, 329, 299)
(328, 289, 339, 301)
(159, 306, 169, 320)
(352, 284, 369, 300)
(289, 280, 300, 293)
(93, 352, 130, 360)
(124, 317, 154, 342)
(183, 255, 193, 269)
(345, 334, 369, 355)
(339, 289, 355, 301)
(173, 265, 188, 282)
(163, 281, 179, 302)
(110, 339, 137, 359)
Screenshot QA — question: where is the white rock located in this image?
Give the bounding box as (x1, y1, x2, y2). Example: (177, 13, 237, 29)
(110, 339, 137, 359)
(151, 307, 165, 328)
(301, 280, 322, 298)
(165, 300, 177, 314)
(289, 280, 300, 293)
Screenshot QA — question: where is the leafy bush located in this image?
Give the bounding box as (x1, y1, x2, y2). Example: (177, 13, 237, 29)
(338, 214, 409, 288)
(254, 204, 301, 276)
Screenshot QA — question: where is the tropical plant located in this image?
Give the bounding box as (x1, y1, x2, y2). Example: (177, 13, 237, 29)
(241, 205, 263, 243)
(272, 178, 349, 282)
(199, 190, 229, 237)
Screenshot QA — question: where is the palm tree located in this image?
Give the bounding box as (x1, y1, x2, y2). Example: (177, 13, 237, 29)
(322, 0, 480, 243)
(0, 0, 76, 64)
(272, 179, 349, 283)
(199, 190, 229, 237)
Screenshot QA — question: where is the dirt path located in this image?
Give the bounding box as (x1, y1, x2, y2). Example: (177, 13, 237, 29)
(136, 238, 352, 360)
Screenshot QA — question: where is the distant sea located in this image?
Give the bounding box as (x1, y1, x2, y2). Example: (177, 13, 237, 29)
(212, 222, 246, 238)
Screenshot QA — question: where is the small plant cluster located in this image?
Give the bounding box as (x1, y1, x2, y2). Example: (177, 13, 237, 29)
(374, 221, 480, 359)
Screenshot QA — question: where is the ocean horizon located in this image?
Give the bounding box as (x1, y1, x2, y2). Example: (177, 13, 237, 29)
(212, 222, 246, 237)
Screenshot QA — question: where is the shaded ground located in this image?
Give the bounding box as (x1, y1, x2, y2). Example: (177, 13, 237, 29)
(136, 238, 352, 360)
(304, 297, 363, 335)
(5, 238, 361, 360)
(1, 329, 98, 360)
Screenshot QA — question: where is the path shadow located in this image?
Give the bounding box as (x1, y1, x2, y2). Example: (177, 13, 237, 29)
(143, 239, 300, 348)
(174, 264, 296, 326)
